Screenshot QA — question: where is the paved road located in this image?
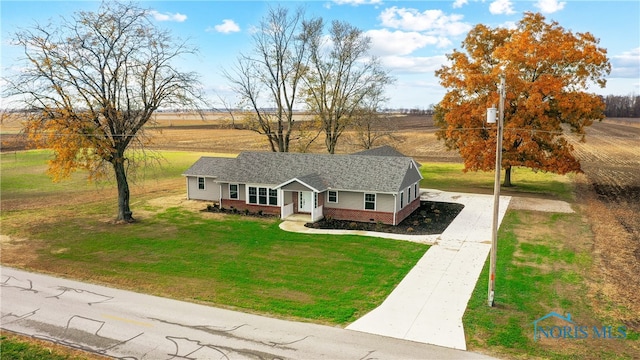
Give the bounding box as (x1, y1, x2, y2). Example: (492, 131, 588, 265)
(1, 266, 495, 359)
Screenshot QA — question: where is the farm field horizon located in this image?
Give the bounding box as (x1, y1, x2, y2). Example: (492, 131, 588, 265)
(1, 112, 639, 358)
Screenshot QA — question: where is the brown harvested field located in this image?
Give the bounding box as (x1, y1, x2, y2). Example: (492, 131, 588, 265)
(143, 114, 461, 163)
(566, 120, 640, 325)
(2, 112, 639, 327)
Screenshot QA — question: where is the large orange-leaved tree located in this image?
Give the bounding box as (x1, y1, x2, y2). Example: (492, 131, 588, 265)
(435, 12, 610, 186)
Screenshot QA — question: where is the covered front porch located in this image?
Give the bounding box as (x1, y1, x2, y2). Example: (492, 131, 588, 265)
(276, 176, 325, 223)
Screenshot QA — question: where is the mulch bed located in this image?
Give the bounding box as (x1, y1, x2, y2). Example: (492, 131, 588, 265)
(203, 204, 278, 218)
(306, 201, 464, 235)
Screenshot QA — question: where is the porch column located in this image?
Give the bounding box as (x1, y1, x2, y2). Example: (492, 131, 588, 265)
(393, 193, 397, 225)
(280, 189, 285, 220)
(310, 191, 315, 222)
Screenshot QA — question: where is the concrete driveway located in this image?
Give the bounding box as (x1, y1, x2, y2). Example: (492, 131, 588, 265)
(281, 189, 512, 350)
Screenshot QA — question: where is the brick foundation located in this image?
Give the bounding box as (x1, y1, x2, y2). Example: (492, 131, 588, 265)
(396, 197, 421, 224)
(323, 207, 394, 225)
(220, 197, 420, 225)
(221, 199, 281, 216)
(324, 197, 420, 225)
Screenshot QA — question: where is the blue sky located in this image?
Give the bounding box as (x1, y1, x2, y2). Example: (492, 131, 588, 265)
(1, 0, 639, 109)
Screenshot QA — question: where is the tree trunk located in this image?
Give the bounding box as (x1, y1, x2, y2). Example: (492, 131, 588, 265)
(113, 158, 134, 222)
(504, 166, 513, 187)
(326, 133, 336, 154)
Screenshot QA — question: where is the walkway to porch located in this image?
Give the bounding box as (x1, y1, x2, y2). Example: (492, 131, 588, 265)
(283, 213, 311, 222)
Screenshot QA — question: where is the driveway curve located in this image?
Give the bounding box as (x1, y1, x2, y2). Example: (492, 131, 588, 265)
(281, 189, 512, 350)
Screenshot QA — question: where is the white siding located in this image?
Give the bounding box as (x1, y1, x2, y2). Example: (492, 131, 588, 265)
(323, 191, 394, 212)
(186, 176, 219, 201)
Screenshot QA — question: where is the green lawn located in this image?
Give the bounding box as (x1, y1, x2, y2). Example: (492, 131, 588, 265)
(0, 334, 91, 360)
(23, 207, 426, 324)
(0, 150, 210, 199)
(420, 163, 574, 201)
(463, 211, 639, 359)
(3, 150, 638, 359)
(1, 150, 427, 325)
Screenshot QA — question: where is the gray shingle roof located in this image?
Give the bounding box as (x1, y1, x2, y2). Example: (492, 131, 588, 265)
(182, 157, 235, 177)
(353, 145, 421, 167)
(352, 145, 408, 157)
(183, 148, 422, 193)
(292, 173, 329, 192)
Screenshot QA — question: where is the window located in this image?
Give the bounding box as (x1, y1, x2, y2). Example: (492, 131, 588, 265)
(229, 184, 238, 199)
(258, 187, 268, 205)
(249, 187, 257, 204)
(364, 193, 376, 210)
(198, 177, 205, 190)
(249, 186, 277, 205)
(328, 190, 338, 203)
(415, 183, 418, 198)
(408, 187, 411, 201)
(400, 191, 404, 208)
(269, 189, 278, 205)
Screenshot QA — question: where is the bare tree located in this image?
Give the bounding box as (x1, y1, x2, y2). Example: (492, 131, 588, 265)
(215, 93, 240, 129)
(351, 110, 399, 150)
(303, 19, 394, 154)
(4, 1, 205, 222)
(223, 6, 309, 152)
(348, 88, 397, 150)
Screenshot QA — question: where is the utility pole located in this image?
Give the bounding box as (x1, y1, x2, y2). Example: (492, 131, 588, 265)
(487, 74, 505, 307)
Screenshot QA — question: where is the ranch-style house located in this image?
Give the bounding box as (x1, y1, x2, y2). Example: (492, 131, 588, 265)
(183, 146, 423, 225)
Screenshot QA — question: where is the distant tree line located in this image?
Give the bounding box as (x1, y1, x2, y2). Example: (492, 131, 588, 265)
(602, 95, 640, 117)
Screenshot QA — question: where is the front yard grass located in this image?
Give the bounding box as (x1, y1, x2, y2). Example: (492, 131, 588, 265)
(463, 210, 639, 359)
(1, 150, 427, 324)
(1, 202, 427, 325)
(4, 150, 638, 359)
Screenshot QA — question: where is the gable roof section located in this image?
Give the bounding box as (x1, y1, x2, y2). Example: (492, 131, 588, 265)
(352, 145, 407, 157)
(182, 157, 235, 177)
(184, 148, 423, 194)
(399, 162, 423, 190)
(353, 145, 422, 168)
(275, 173, 328, 192)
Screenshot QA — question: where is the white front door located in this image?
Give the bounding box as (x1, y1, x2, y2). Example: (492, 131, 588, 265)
(299, 191, 312, 212)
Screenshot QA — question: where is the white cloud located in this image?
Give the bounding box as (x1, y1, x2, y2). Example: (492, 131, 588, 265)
(366, 29, 450, 56)
(489, 0, 515, 15)
(333, 0, 383, 5)
(534, 0, 566, 14)
(610, 47, 640, 78)
(379, 7, 471, 36)
(453, 0, 468, 8)
(380, 55, 449, 74)
(208, 19, 240, 34)
(150, 10, 187, 22)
